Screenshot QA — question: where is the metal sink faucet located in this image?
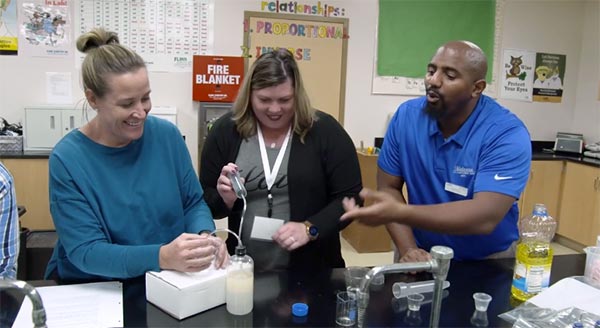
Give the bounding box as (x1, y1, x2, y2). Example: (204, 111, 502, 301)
(359, 245, 454, 328)
(0, 279, 47, 328)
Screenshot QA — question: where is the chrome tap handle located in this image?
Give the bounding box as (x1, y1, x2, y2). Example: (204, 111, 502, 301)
(0, 279, 47, 328)
(429, 246, 454, 328)
(430, 246, 454, 280)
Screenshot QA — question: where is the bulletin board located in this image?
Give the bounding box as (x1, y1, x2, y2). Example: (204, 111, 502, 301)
(243, 11, 348, 123)
(372, 0, 505, 97)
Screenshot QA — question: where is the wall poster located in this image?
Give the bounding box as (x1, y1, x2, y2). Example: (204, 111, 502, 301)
(500, 49, 535, 102)
(0, 0, 18, 55)
(533, 52, 566, 103)
(18, 1, 71, 57)
(76, 0, 215, 72)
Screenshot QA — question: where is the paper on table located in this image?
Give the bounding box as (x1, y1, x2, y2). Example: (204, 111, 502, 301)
(12, 281, 123, 328)
(528, 277, 600, 316)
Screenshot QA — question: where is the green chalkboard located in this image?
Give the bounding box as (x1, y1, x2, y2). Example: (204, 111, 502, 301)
(377, 0, 496, 82)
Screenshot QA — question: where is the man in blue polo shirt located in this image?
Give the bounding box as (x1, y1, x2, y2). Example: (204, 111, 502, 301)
(342, 40, 531, 261)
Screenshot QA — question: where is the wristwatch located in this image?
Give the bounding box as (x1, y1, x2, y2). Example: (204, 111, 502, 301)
(303, 221, 319, 241)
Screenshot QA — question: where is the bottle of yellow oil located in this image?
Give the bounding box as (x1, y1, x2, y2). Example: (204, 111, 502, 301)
(511, 204, 557, 301)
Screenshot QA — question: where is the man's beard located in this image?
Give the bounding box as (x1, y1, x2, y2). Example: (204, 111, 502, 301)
(424, 96, 447, 119)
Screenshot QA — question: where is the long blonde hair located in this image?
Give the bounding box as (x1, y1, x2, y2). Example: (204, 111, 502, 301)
(77, 28, 146, 98)
(232, 48, 315, 142)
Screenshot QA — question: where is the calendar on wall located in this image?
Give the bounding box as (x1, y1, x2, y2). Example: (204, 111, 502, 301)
(76, 0, 214, 72)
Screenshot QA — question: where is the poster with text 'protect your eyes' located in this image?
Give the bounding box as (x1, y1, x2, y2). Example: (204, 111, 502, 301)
(500, 49, 535, 102)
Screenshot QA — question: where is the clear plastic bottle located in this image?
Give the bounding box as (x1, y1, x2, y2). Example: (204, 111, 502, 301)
(511, 204, 557, 301)
(226, 245, 254, 315)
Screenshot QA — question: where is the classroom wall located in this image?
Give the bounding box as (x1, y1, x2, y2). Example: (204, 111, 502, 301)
(0, 0, 598, 172)
(497, 0, 599, 143)
(338, 0, 599, 149)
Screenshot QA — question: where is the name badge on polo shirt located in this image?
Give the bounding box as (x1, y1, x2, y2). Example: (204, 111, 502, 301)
(444, 182, 468, 197)
(251, 216, 284, 241)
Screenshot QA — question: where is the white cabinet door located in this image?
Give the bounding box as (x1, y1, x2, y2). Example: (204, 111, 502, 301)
(61, 109, 85, 136)
(25, 109, 63, 150)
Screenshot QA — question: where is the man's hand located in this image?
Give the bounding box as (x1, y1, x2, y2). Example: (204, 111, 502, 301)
(341, 188, 408, 225)
(159, 233, 216, 272)
(399, 248, 431, 263)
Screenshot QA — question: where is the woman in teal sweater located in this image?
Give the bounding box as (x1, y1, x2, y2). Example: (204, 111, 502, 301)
(45, 28, 227, 282)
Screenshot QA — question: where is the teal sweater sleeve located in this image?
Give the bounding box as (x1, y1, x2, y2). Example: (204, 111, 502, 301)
(47, 117, 215, 281)
(177, 125, 216, 234)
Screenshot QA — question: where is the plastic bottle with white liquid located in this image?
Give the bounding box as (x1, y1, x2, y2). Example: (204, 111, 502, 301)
(226, 245, 254, 315)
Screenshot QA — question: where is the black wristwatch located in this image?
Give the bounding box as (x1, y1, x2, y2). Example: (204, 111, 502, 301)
(303, 221, 319, 241)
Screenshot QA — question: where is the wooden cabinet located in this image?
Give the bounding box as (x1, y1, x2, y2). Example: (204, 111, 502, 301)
(341, 152, 392, 253)
(1, 158, 54, 230)
(519, 160, 564, 219)
(557, 162, 600, 247)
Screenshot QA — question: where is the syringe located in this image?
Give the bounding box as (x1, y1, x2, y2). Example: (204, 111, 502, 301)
(227, 170, 247, 245)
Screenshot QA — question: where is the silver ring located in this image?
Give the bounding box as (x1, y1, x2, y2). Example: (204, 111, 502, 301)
(289, 236, 296, 243)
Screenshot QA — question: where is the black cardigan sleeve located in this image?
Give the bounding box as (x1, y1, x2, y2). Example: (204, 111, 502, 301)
(301, 112, 363, 239)
(199, 112, 240, 220)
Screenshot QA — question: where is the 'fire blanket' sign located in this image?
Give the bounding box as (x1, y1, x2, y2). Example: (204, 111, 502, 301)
(193, 56, 244, 102)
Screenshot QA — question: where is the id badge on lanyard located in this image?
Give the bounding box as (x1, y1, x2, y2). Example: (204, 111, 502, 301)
(257, 124, 291, 217)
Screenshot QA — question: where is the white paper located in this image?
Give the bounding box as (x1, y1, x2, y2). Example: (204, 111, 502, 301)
(528, 277, 600, 315)
(251, 216, 284, 241)
(12, 281, 123, 328)
(46, 72, 73, 104)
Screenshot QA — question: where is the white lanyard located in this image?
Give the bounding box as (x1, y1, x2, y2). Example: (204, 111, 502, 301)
(257, 124, 291, 191)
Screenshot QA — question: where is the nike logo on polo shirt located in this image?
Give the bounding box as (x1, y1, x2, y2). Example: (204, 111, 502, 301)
(494, 174, 513, 181)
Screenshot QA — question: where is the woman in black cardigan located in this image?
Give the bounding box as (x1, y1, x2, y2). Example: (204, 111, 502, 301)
(199, 49, 362, 272)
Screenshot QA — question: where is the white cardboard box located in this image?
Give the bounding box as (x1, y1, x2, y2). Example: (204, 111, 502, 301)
(145, 267, 227, 320)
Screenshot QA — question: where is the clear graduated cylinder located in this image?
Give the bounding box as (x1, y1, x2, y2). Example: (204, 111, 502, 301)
(511, 203, 557, 301)
(226, 246, 254, 315)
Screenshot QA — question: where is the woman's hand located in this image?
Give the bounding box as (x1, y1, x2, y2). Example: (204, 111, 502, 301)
(208, 234, 229, 269)
(272, 222, 310, 251)
(159, 233, 216, 272)
(216, 163, 243, 209)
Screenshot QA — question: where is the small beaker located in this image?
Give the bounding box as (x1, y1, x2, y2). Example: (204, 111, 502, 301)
(344, 266, 370, 293)
(473, 292, 492, 312)
(584, 246, 600, 286)
(336, 291, 357, 327)
(407, 293, 425, 311)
